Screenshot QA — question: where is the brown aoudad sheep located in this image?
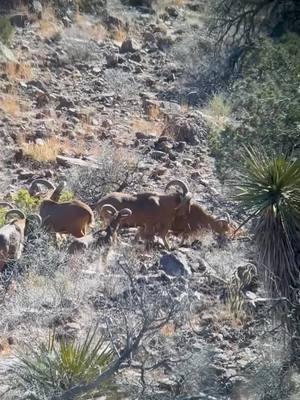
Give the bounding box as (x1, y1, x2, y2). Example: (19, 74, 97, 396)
(95, 180, 192, 249)
(170, 201, 239, 245)
(0, 203, 41, 271)
(29, 179, 95, 238)
(68, 204, 132, 254)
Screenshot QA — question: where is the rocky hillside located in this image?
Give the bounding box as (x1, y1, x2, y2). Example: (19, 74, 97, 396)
(0, 1, 285, 399)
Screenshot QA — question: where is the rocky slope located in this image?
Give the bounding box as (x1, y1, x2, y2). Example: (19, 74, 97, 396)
(0, 1, 276, 399)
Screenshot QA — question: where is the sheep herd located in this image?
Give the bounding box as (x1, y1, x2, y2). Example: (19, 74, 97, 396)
(0, 178, 238, 272)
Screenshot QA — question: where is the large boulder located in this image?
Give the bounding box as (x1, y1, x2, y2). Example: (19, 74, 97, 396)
(160, 251, 192, 277)
(162, 114, 208, 146)
(121, 0, 156, 7)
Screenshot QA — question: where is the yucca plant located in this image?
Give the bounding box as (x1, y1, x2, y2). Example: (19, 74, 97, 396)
(234, 147, 300, 298)
(8, 325, 116, 399)
(234, 147, 300, 363)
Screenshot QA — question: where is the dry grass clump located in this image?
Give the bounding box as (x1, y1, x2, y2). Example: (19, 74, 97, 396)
(19, 134, 89, 162)
(75, 12, 107, 41)
(20, 137, 62, 162)
(131, 117, 163, 136)
(38, 6, 61, 39)
(0, 94, 23, 117)
(203, 93, 232, 133)
(4, 62, 33, 81)
(111, 28, 128, 44)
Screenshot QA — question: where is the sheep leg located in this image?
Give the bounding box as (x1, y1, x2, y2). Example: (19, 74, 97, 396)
(134, 226, 144, 243)
(179, 233, 188, 247)
(142, 225, 155, 250)
(158, 226, 171, 251)
(162, 236, 170, 251)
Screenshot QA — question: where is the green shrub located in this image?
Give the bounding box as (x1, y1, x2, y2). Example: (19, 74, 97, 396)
(12, 188, 40, 213)
(210, 34, 300, 180)
(0, 16, 14, 44)
(59, 190, 75, 202)
(206, 93, 231, 120)
(0, 207, 7, 227)
(9, 326, 115, 399)
(75, 0, 107, 14)
(0, 192, 37, 226)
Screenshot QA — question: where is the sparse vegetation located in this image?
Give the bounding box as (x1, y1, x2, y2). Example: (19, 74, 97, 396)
(12, 188, 40, 213)
(67, 145, 140, 204)
(0, 95, 22, 117)
(0, 16, 14, 44)
(210, 0, 300, 48)
(38, 6, 61, 39)
(20, 138, 62, 163)
(1, 0, 300, 398)
(5, 62, 33, 81)
(234, 148, 300, 385)
(8, 326, 114, 400)
(210, 34, 300, 178)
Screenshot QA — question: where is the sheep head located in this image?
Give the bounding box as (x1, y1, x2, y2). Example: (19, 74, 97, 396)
(165, 179, 192, 215)
(213, 212, 244, 237)
(29, 179, 55, 198)
(100, 204, 132, 225)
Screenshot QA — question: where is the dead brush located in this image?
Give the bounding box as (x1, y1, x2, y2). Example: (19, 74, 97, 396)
(4, 62, 33, 81)
(38, 6, 61, 39)
(0, 94, 25, 117)
(20, 137, 62, 162)
(221, 263, 258, 320)
(75, 12, 107, 41)
(111, 28, 128, 44)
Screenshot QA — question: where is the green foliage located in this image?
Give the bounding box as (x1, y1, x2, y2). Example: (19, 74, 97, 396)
(75, 0, 106, 14)
(12, 188, 40, 213)
(59, 190, 75, 202)
(206, 93, 231, 120)
(235, 147, 300, 217)
(0, 16, 14, 44)
(0, 207, 7, 227)
(210, 34, 300, 179)
(9, 326, 114, 399)
(234, 148, 300, 301)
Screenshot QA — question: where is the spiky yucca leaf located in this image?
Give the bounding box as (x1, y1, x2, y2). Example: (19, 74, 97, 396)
(8, 326, 114, 399)
(234, 148, 300, 303)
(235, 147, 300, 218)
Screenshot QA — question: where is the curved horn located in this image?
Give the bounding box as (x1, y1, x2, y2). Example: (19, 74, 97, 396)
(50, 181, 67, 202)
(26, 213, 42, 226)
(0, 202, 14, 209)
(119, 208, 132, 218)
(100, 204, 118, 216)
(165, 180, 189, 195)
(224, 212, 231, 224)
(5, 209, 26, 221)
(29, 179, 55, 195)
